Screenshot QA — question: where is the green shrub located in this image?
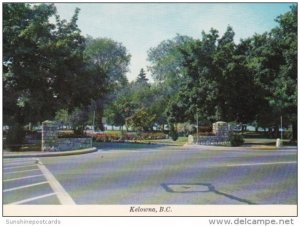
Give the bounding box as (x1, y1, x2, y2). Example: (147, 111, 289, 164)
(283, 130, 293, 140)
(229, 133, 244, 147)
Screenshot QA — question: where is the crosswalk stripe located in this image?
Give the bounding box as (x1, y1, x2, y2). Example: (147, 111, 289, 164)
(4, 169, 40, 175)
(4, 160, 37, 166)
(3, 174, 43, 182)
(37, 161, 76, 205)
(4, 181, 48, 192)
(7, 193, 56, 205)
(4, 164, 36, 170)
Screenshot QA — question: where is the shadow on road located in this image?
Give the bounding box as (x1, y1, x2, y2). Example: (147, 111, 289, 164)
(161, 183, 255, 205)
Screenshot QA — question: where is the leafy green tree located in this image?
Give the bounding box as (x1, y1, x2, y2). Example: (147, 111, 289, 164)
(269, 5, 297, 139)
(240, 5, 297, 139)
(3, 3, 57, 126)
(169, 124, 178, 141)
(237, 34, 278, 130)
(147, 84, 169, 131)
(168, 29, 220, 123)
(84, 37, 130, 88)
(214, 26, 262, 123)
(69, 108, 89, 135)
(3, 3, 87, 119)
(147, 34, 193, 83)
(147, 35, 195, 129)
(126, 108, 156, 132)
(55, 109, 70, 129)
(3, 3, 89, 142)
(147, 35, 194, 105)
(166, 6, 297, 141)
(104, 78, 154, 131)
(83, 37, 131, 130)
(104, 87, 135, 130)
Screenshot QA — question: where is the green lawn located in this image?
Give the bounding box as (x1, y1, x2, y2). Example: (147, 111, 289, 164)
(103, 130, 122, 135)
(5, 143, 41, 152)
(94, 142, 160, 150)
(244, 138, 276, 145)
(130, 136, 188, 146)
(143, 137, 188, 146)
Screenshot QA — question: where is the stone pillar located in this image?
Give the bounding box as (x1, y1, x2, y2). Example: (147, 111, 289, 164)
(187, 135, 194, 144)
(42, 120, 58, 152)
(213, 121, 229, 135)
(276, 138, 282, 148)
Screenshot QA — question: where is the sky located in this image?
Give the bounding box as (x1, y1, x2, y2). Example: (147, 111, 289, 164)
(54, 2, 293, 81)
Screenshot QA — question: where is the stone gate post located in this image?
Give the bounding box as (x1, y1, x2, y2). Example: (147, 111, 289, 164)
(42, 120, 58, 152)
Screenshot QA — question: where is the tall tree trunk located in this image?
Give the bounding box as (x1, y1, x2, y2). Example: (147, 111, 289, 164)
(240, 124, 246, 134)
(161, 124, 165, 132)
(268, 127, 272, 138)
(292, 122, 297, 141)
(274, 125, 279, 138)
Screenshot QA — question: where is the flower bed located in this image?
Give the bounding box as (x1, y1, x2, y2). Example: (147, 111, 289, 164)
(91, 132, 167, 142)
(137, 132, 167, 140)
(57, 131, 89, 138)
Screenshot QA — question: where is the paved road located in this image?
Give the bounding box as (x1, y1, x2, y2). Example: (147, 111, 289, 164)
(3, 157, 74, 205)
(3, 158, 61, 205)
(3, 144, 297, 205)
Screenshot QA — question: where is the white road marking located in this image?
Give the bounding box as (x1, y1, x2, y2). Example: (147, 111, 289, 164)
(4, 161, 37, 166)
(227, 161, 297, 167)
(4, 164, 36, 170)
(4, 168, 40, 174)
(37, 161, 76, 205)
(4, 158, 38, 163)
(4, 181, 48, 192)
(7, 193, 56, 205)
(3, 174, 43, 182)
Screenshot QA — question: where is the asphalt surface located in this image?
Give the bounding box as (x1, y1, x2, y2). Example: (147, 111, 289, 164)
(3, 158, 61, 205)
(3, 143, 297, 205)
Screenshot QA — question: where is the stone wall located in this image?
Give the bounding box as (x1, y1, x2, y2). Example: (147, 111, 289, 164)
(188, 134, 230, 145)
(56, 138, 92, 151)
(189, 121, 231, 145)
(42, 120, 92, 152)
(197, 135, 230, 145)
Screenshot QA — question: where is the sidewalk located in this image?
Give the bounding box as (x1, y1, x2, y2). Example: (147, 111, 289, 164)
(183, 143, 297, 152)
(3, 147, 98, 158)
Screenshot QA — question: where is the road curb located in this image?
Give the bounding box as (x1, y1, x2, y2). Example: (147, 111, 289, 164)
(3, 147, 98, 158)
(183, 144, 297, 152)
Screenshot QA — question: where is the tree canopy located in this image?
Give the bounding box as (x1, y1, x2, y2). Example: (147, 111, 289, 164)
(164, 6, 297, 139)
(3, 3, 87, 126)
(3, 3, 297, 142)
